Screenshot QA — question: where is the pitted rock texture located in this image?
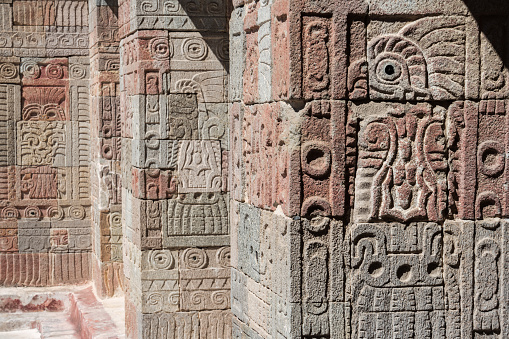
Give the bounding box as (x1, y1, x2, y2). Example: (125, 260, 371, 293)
(2, 0, 509, 338)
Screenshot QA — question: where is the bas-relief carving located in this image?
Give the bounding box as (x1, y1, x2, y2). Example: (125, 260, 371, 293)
(350, 102, 447, 224)
(0, 5, 92, 290)
(366, 17, 466, 101)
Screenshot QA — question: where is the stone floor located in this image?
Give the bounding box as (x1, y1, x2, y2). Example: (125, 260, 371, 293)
(0, 284, 124, 339)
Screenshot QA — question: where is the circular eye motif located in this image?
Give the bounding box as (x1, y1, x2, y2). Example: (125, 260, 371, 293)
(149, 37, 171, 60)
(69, 205, 86, 220)
(1, 206, 19, 220)
(0, 63, 17, 79)
(182, 248, 208, 269)
(46, 63, 64, 79)
(21, 60, 40, 79)
(301, 141, 331, 178)
(47, 206, 64, 220)
(70, 64, 86, 79)
(376, 57, 402, 82)
(183, 38, 207, 61)
(24, 206, 41, 219)
(149, 250, 174, 270)
(478, 140, 505, 177)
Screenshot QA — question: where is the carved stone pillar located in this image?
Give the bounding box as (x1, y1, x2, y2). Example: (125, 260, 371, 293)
(118, 0, 231, 337)
(89, 0, 124, 298)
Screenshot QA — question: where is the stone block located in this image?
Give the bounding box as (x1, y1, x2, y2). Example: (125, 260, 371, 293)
(52, 1, 88, 29)
(301, 101, 345, 218)
(168, 70, 228, 104)
(0, 252, 52, 286)
(162, 192, 229, 248)
(179, 247, 231, 311)
(229, 102, 244, 201)
(368, 0, 469, 15)
(347, 19, 368, 100)
(238, 203, 260, 283)
(177, 140, 222, 193)
(0, 84, 21, 121)
(0, 4, 12, 31)
(243, 23, 259, 105)
(476, 101, 509, 218)
(100, 136, 121, 161)
(131, 168, 177, 200)
(366, 16, 466, 101)
(479, 16, 509, 101)
(13, 1, 56, 26)
(17, 121, 71, 167)
(131, 197, 163, 250)
(131, 94, 168, 140)
(291, 15, 336, 100)
(168, 31, 227, 71)
(243, 102, 301, 216)
(257, 2, 272, 103)
(259, 210, 292, 299)
(0, 120, 16, 166)
(229, 7, 246, 102)
(348, 222, 446, 338)
(131, 138, 179, 169)
(350, 102, 447, 223)
(271, 0, 289, 101)
(141, 249, 179, 313)
(0, 57, 20, 84)
(45, 33, 89, 56)
(0, 228, 18, 252)
(18, 220, 51, 252)
(141, 310, 232, 338)
(98, 96, 120, 138)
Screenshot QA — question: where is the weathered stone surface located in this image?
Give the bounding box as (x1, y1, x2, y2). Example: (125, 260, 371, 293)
(350, 102, 448, 223)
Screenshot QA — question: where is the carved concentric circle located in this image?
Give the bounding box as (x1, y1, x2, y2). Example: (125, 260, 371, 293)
(69, 205, 86, 220)
(182, 248, 208, 269)
(301, 197, 331, 233)
(182, 38, 207, 61)
(301, 141, 331, 178)
(150, 37, 171, 60)
(478, 140, 505, 177)
(216, 39, 229, 61)
(375, 56, 403, 83)
(0, 63, 17, 79)
(21, 60, 40, 79)
(149, 250, 174, 270)
(47, 206, 64, 220)
(46, 63, 64, 79)
(70, 64, 86, 79)
(1, 206, 19, 220)
(24, 206, 41, 219)
(109, 212, 122, 229)
(216, 247, 231, 268)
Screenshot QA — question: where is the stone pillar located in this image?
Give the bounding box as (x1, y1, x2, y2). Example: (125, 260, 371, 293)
(0, 0, 92, 287)
(89, 0, 124, 298)
(118, 0, 231, 337)
(231, 0, 509, 338)
(230, 0, 366, 337)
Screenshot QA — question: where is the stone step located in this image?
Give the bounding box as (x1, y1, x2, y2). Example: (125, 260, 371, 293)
(70, 287, 124, 339)
(0, 285, 124, 338)
(0, 328, 41, 339)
